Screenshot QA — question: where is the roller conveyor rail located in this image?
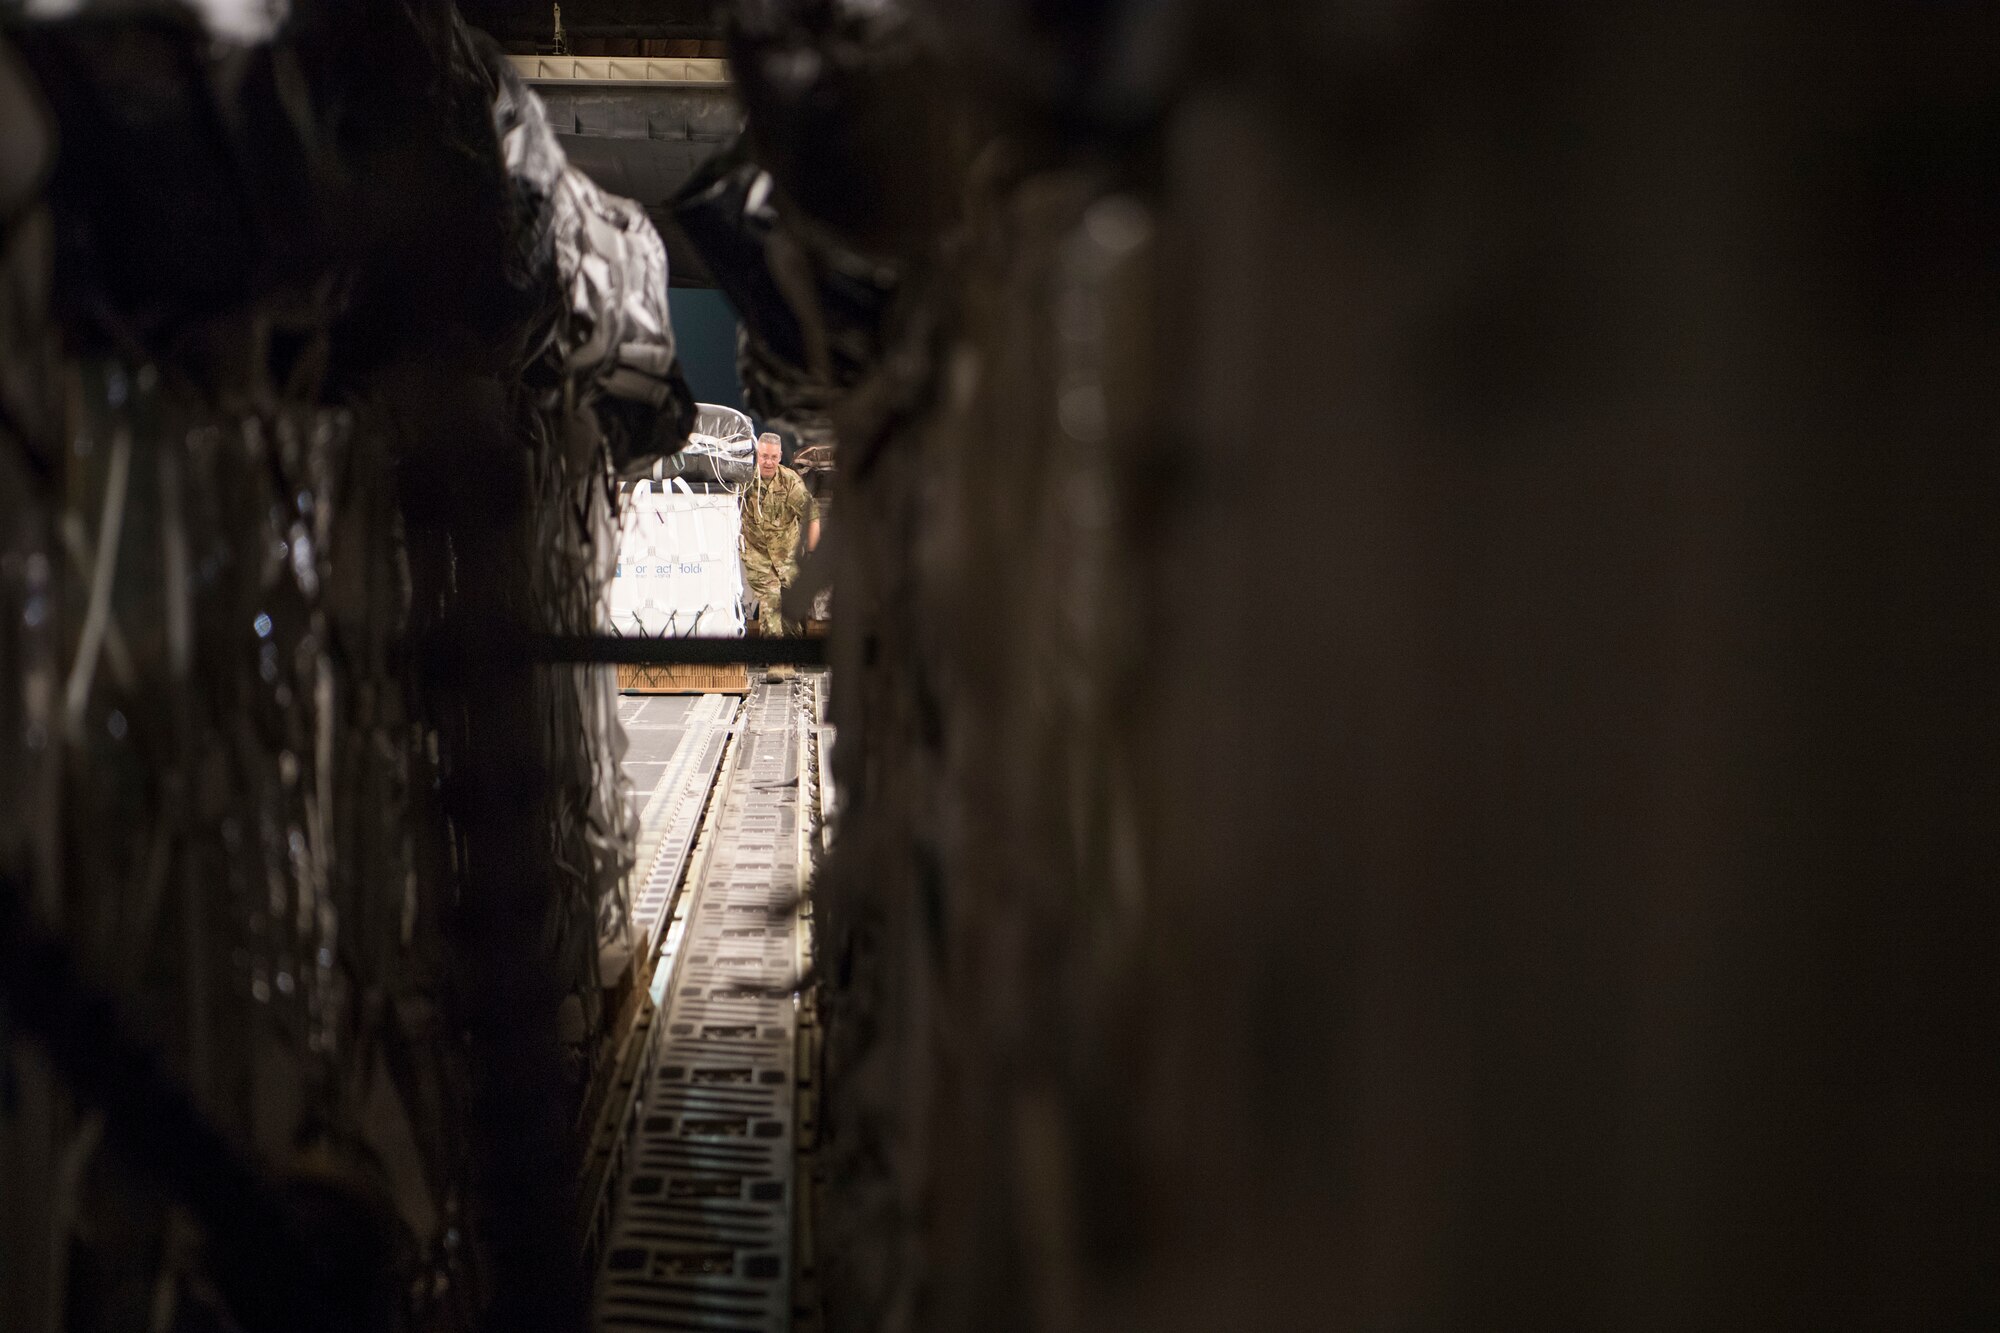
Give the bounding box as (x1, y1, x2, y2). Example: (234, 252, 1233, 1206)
(596, 681, 815, 1333)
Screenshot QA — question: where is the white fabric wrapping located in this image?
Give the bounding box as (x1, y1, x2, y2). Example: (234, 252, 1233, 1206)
(609, 479, 746, 638)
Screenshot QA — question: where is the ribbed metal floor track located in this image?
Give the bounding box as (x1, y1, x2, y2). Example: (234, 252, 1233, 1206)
(630, 693, 734, 953)
(597, 682, 807, 1333)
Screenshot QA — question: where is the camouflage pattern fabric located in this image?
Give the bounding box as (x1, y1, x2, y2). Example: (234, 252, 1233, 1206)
(741, 465, 816, 635)
(744, 549, 799, 637)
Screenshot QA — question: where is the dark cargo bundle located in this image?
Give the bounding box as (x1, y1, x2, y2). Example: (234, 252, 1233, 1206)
(0, 5, 693, 1329)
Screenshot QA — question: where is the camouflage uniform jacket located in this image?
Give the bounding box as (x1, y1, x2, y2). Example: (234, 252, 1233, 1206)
(740, 465, 816, 569)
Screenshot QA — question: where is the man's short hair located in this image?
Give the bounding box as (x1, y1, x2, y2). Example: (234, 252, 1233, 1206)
(758, 432, 782, 447)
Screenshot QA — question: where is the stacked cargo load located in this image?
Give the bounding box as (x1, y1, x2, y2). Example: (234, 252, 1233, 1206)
(0, 5, 691, 1330)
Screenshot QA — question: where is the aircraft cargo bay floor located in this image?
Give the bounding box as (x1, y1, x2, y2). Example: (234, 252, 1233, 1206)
(597, 680, 828, 1332)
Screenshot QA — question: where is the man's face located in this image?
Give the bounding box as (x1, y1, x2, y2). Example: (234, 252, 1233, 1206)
(756, 436, 782, 478)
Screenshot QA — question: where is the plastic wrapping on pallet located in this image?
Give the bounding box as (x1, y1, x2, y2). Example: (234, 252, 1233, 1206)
(0, 356, 476, 1332)
(1, 28, 484, 1293)
(10, 12, 289, 344)
(480, 43, 651, 1005)
(698, 8, 1160, 1331)
(910, 0, 1188, 131)
(704, 0, 965, 433)
(0, 6, 674, 1327)
(671, 140, 899, 425)
(0, 41, 47, 219)
(10, 1, 532, 369)
(485, 42, 695, 472)
(654, 402, 758, 485)
(551, 153, 674, 398)
(728, 0, 960, 257)
(0, 42, 55, 476)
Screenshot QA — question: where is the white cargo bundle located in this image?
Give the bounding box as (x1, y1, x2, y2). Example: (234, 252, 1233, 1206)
(610, 476, 745, 638)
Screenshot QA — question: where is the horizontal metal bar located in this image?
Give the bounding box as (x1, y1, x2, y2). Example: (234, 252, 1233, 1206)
(535, 634, 828, 667)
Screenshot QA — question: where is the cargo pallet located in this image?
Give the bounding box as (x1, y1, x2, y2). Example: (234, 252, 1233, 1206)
(617, 662, 752, 694)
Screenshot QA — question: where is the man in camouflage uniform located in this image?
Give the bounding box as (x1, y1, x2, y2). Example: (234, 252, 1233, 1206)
(740, 431, 819, 636)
